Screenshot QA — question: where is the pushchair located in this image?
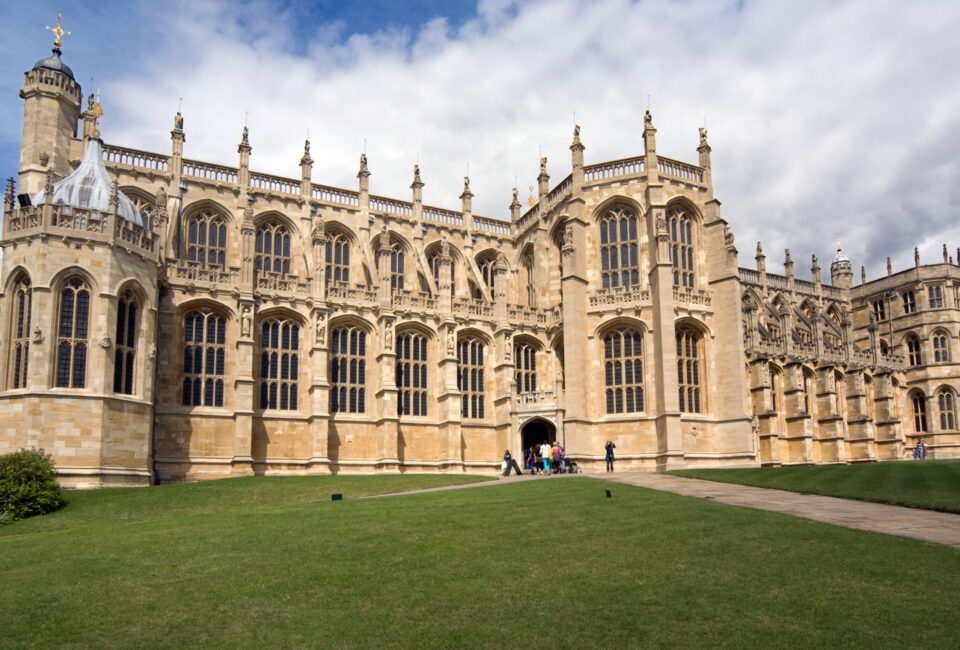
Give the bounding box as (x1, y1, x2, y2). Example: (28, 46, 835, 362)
(563, 457, 580, 473)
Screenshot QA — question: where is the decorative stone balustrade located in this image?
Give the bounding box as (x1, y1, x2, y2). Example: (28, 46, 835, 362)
(165, 260, 239, 285)
(473, 215, 511, 236)
(391, 290, 437, 312)
(673, 287, 712, 306)
(546, 174, 572, 208)
(582, 156, 645, 183)
(326, 284, 378, 305)
(453, 297, 494, 319)
(249, 172, 300, 196)
(311, 184, 360, 207)
(589, 286, 651, 308)
(182, 160, 238, 184)
(656, 156, 704, 184)
(422, 205, 463, 226)
(256, 272, 308, 293)
(369, 195, 414, 217)
(507, 304, 548, 327)
(103, 144, 170, 171)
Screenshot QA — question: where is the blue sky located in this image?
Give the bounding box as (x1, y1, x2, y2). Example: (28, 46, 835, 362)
(2, 0, 959, 277)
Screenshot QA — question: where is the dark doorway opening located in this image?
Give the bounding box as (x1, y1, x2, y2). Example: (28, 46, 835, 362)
(520, 419, 556, 453)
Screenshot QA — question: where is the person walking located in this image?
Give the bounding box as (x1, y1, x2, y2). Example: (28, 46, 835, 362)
(605, 440, 616, 472)
(540, 441, 551, 474)
(502, 449, 523, 476)
(551, 441, 561, 474)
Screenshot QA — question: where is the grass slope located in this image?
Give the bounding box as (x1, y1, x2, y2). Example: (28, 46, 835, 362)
(0, 476, 958, 648)
(670, 460, 960, 513)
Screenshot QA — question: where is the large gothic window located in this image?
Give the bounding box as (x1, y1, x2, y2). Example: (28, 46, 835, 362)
(932, 331, 951, 363)
(255, 221, 291, 277)
(187, 209, 227, 268)
(906, 334, 922, 367)
(113, 291, 138, 395)
(913, 392, 928, 433)
(458, 338, 485, 419)
(182, 310, 225, 407)
(668, 207, 695, 288)
(331, 327, 366, 413)
(376, 240, 405, 291)
(325, 233, 350, 285)
(604, 328, 643, 414)
(515, 342, 537, 395)
(599, 207, 639, 289)
(56, 278, 90, 389)
(259, 318, 300, 411)
(397, 332, 427, 416)
(677, 326, 701, 413)
(478, 254, 496, 297)
(938, 389, 956, 430)
(9, 277, 31, 389)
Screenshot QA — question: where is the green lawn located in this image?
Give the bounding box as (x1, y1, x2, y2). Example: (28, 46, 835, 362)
(669, 460, 960, 513)
(1, 475, 958, 648)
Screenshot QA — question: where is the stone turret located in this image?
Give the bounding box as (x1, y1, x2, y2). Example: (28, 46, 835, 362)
(831, 242, 853, 289)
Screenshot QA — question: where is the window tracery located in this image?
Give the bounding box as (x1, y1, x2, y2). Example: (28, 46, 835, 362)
(325, 233, 350, 285)
(113, 290, 138, 395)
(182, 310, 225, 407)
(458, 337, 485, 419)
(331, 326, 366, 413)
(598, 207, 639, 289)
(603, 328, 643, 414)
(912, 392, 928, 432)
(397, 332, 427, 416)
(676, 326, 701, 413)
(938, 389, 955, 430)
(187, 209, 227, 268)
(255, 221, 291, 277)
(515, 342, 537, 395)
(56, 278, 90, 389)
(668, 207, 695, 288)
(9, 277, 31, 389)
(932, 331, 950, 363)
(259, 318, 300, 411)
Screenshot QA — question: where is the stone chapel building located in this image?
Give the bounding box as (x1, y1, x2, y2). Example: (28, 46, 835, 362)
(2, 41, 958, 487)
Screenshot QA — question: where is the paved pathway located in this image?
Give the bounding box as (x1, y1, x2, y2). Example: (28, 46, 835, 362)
(367, 471, 960, 548)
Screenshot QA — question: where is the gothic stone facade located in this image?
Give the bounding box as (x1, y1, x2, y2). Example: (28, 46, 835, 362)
(2, 48, 957, 487)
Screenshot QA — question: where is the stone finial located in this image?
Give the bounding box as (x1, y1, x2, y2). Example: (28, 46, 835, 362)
(538, 157, 549, 197)
(861, 266, 866, 283)
(411, 164, 423, 189)
(887, 257, 892, 275)
(539, 157, 548, 175)
(755, 242, 766, 273)
(44, 168, 54, 197)
(110, 179, 119, 210)
(300, 139, 312, 166)
(511, 187, 519, 205)
(509, 186, 521, 221)
(644, 109, 653, 127)
(699, 127, 708, 146)
(811, 254, 819, 271)
(944, 243, 949, 263)
(570, 124, 583, 149)
(241, 126, 249, 145)
(915, 246, 920, 266)
(4, 177, 14, 210)
(358, 153, 369, 177)
(956, 248, 959, 266)
(174, 111, 183, 130)
(783, 248, 794, 278)
(460, 175, 473, 199)
(88, 93, 95, 111)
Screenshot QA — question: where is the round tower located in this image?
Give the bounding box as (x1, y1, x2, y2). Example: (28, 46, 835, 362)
(18, 18, 82, 197)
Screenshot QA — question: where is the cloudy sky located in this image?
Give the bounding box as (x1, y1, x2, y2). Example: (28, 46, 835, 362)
(2, 0, 958, 278)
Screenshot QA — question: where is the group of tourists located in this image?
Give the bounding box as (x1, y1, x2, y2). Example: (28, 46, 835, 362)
(913, 439, 929, 460)
(500, 439, 618, 476)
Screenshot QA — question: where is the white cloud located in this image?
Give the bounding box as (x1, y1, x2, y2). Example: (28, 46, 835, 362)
(43, 0, 960, 277)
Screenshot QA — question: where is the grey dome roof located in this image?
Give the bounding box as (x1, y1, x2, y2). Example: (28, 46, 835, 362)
(32, 139, 144, 227)
(32, 48, 74, 80)
(832, 246, 851, 267)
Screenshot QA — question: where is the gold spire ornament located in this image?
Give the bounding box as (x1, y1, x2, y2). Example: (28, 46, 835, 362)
(91, 89, 103, 138)
(46, 11, 70, 48)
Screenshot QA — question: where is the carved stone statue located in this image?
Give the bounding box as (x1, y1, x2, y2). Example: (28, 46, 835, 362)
(384, 320, 394, 350)
(447, 328, 456, 356)
(539, 157, 547, 174)
(241, 126, 249, 144)
(315, 312, 326, 345)
(155, 186, 167, 210)
(699, 127, 708, 145)
(32, 326, 43, 344)
(87, 93, 95, 111)
(563, 224, 575, 250)
(174, 111, 183, 130)
(644, 109, 653, 126)
(241, 305, 251, 338)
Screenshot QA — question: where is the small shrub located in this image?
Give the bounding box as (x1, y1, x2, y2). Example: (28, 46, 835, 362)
(0, 448, 64, 522)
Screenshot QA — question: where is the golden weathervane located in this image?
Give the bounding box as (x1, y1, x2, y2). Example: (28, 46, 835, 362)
(46, 11, 70, 49)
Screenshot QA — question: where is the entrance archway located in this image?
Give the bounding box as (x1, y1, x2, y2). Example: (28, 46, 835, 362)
(520, 418, 556, 452)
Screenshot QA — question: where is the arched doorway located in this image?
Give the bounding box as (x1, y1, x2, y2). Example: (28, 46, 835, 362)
(520, 418, 556, 452)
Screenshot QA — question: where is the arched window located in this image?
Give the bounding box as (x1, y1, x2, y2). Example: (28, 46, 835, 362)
(187, 209, 227, 268)
(598, 207, 639, 289)
(56, 278, 90, 388)
(770, 364, 782, 412)
(325, 233, 350, 285)
(676, 326, 701, 413)
(8, 277, 31, 389)
(397, 332, 427, 416)
(478, 254, 496, 296)
(906, 335, 922, 367)
(932, 331, 951, 363)
(913, 392, 928, 432)
(331, 326, 366, 413)
(668, 207, 695, 288)
(388, 243, 404, 291)
(801, 369, 814, 414)
(604, 328, 643, 414)
(259, 318, 300, 411)
(428, 250, 455, 295)
(938, 389, 955, 430)
(182, 310, 225, 407)
(255, 221, 291, 277)
(458, 337, 485, 419)
(113, 290, 138, 395)
(522, 253, 535, 306)
(515, 342, 537, 395)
